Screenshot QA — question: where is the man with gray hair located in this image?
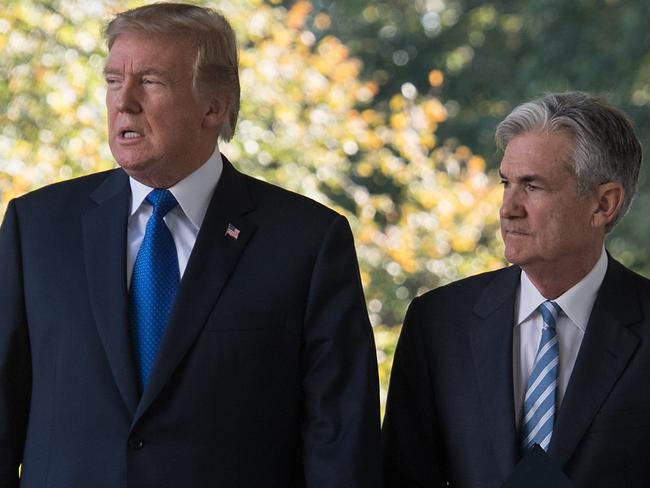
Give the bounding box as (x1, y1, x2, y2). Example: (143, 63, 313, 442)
(0, 3, 381, 487)
(383, 91, 650, 486)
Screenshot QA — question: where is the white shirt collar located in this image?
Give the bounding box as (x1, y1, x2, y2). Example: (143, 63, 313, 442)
(129, 147, 223, 229)
(516, 247, 608, 331)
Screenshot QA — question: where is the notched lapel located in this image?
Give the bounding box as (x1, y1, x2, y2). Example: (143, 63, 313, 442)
(550, 259, 642, 466)
(135, 159, 257, 422)
(470, 266, 521, 481)
(82, 169, 140, 416)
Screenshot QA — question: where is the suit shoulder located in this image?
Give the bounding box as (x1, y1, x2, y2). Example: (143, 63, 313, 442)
(607, 256, 650, 297)
(240, 171, 341, 223)
(614, 259, 650, 284)
(13, 169, 120, 208)
(414, 265, 517, 309)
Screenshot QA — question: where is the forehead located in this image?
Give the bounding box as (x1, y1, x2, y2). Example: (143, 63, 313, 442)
(499, 130, 574, 178)
(106, 33, 195, 73)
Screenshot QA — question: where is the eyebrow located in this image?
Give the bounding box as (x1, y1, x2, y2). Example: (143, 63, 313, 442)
(102, 67, 169, 78)
(498, 170, 549, 184)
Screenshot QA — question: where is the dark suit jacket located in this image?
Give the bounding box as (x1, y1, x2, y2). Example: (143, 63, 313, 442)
(0, 158, 382, 487)
(383, 257, 650, 487)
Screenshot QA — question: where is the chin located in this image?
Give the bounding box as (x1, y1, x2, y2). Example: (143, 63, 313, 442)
(504, 248, 527, 266)
(114, 157, 150, 175)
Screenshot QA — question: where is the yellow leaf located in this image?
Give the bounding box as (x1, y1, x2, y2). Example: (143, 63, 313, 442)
(314, 12, 331, 30)
(422, 99, 448, 123)
(428, 69, 444, 87)
(287, 1, 312, 29)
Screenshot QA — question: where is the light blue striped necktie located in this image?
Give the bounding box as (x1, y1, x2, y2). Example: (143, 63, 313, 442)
(521, 300, 562, 452)
(129, 189, 180, 390)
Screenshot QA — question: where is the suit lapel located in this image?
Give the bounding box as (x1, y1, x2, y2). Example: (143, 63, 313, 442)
(549, 257, 641, 465)
(134, 158, 257, 423)
(469, 266, 521, 480)
(83, 169, 140, 415)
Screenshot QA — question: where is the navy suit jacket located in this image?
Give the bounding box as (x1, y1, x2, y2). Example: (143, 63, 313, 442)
(383, 257, 650, 487)
(0, 158, 382, 487)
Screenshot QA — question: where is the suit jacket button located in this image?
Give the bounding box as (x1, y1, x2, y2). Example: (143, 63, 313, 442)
(129, 438, 144, 450)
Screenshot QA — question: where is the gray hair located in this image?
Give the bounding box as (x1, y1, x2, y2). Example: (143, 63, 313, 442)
(105, 3, 240, 141)
(495, 91, 642, 231)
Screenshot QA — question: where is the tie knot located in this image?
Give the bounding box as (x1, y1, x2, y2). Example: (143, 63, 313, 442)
(538, 300, 561, 329)
(146, 189, 178, 217)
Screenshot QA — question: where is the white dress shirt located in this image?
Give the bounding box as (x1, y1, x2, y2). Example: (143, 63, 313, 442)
(513, 247, 608, 428)
(126, 148, 223, 287)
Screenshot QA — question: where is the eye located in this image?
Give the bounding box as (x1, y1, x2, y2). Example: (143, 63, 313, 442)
(525, 182, 541, 191)
(142, 78, 163, 86)
(105, 77, 121, 87)
(499, 179, 509, 188)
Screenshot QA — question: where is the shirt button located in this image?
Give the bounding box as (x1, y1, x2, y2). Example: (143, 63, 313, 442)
(128, 438, 144, 450)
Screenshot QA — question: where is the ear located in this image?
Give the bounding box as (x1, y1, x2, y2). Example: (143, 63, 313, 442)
(201, 96, 228, 129)
(591, 182, 624, 229)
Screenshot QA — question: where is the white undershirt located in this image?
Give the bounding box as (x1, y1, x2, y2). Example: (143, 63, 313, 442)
(126, 148, 223, 287)
(513, 247, 608, 428)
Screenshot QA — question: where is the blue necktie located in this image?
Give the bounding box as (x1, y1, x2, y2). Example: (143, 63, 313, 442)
(129, 189, 180, 389)
(521, 300, 561, 452)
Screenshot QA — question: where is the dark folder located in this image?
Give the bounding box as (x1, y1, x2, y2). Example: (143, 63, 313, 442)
(501, 444, 573, 487)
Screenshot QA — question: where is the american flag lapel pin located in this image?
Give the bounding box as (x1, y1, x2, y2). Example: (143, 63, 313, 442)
(225, 223, 240, 240)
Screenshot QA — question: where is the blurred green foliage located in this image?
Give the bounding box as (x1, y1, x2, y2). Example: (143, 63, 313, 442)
(8, 0, 645, 410)
(1, 0, 508, 407)
(304, 0, 650, 275)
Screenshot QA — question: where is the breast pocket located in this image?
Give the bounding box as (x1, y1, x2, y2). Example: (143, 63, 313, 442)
(589, 409, 650, 434)
(205, 305, 287, 333)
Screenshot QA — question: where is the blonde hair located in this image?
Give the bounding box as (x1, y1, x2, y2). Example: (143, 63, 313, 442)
(105, 3, 240, 141)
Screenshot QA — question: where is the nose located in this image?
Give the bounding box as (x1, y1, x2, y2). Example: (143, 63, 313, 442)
(500, 186, 525, 220)
(113, 79, 142, 114)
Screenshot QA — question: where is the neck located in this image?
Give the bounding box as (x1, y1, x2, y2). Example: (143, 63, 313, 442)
(127, 146, 217, 189)
(130, 169, 193, 189)
(523, 247, 603, 299)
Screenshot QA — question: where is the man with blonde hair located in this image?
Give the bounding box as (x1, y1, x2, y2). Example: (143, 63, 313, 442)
(0, 4, 381, 487)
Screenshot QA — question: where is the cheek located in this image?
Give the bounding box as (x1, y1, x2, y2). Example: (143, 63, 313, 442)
(539, 212, 581, 251)
(106, 105, 120, 130)
(106, 92, 118, 112)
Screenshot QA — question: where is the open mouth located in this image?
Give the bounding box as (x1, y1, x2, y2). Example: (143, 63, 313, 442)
(121, 130, 143, 139)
